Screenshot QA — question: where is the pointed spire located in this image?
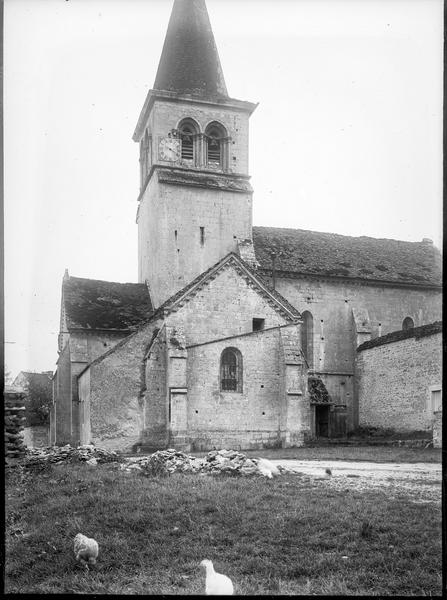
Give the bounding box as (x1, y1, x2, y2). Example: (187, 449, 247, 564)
(153, 0, 228, 99)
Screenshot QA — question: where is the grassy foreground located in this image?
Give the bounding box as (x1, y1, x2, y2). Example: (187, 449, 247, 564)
(5, 463, 442, 595)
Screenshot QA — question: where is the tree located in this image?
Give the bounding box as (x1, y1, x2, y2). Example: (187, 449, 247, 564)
(24, 375, 53, 426)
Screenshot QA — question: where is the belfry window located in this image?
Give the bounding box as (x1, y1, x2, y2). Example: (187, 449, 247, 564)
(220, 347, 242, 392)
(205, 122, 227, 169)
(178, 118, 199, 163)
(402, 316, 414, 331)
(301, 311, 314, 368)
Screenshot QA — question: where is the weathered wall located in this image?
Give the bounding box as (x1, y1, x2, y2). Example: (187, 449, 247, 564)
(53, 330, 131, 446)
(167, 263, 291, 346)
(433, 411, 442, 448)
(186, 327, 282, 450)
(138, 176, 252, 306)
(81, 321, 162, 452)
(356, 330, 442, 432)
(142, 328, 168, 449)
(273, 274, 441, 430)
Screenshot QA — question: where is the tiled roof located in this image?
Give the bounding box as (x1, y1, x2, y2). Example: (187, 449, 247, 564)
(252, 226, 442, 286)
(357, 321, 442, 352)
(12, 371, 52, 390)
(153, 0, 228, 100)
(63, 276, 153, 330)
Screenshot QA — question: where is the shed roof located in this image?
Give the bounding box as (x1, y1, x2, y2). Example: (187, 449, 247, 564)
(63, 276, 153, 331)
(357, 320, 442, 352)
(252, 226, 442, 287)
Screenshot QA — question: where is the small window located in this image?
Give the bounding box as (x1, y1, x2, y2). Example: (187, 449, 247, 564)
(402, 317, 414, 331)
(220, 347, 242, 392)
(252, 318, 265, 331)
(200, 226, 205, 246)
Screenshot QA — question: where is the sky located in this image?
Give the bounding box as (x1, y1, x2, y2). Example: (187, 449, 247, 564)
(4, 0, 443, 379)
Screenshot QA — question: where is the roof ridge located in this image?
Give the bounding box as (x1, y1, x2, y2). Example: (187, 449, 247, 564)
(252, 225, 436, 246)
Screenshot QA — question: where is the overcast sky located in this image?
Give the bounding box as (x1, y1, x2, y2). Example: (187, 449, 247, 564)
(4, 0, 443, 379)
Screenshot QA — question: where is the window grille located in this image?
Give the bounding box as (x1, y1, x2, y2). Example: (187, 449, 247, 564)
(220, 348, 242, 392)
(181, 126, 194, 160)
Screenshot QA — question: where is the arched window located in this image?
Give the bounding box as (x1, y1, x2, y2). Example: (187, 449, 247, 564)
(402, 316, 414, 331)
(301, 311, 314, 368)
(220, 347, 242, 392)
(178, 119, 198, 162)
(205, 122, 227, 169)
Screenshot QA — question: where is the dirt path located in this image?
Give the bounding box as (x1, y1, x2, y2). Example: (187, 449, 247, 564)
(270, 459, 442, 503)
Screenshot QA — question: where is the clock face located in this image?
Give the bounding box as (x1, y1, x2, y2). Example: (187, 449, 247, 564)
(159, 136, 180, 161)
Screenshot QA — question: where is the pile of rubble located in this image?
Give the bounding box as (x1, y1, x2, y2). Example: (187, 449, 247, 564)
(120, 448, 288, 478)
(23, 444, 119, 468)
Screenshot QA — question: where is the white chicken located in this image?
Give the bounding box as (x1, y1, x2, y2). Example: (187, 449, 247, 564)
(200, 559, 234, 595)
(256, 457, 280, 479)
(73, 533, 99, 566)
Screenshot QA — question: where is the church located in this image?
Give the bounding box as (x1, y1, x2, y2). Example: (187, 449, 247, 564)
(50, 0, 442, 452)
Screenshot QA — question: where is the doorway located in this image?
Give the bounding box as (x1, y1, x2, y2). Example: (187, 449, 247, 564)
(315, 405, 329, 437)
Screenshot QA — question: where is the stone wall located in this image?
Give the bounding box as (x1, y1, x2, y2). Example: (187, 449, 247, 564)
(4, 388, 27, 462)
(433, 410, 442, 448)
(52, 329, 131, 446)
(356, 325, 442, 432)
(137, 96, 253, 305)
(78, 320, 162, 452)
(273, 274, 441, 430)
(186, 327, 283, 450)
(167, 264, 291, 347)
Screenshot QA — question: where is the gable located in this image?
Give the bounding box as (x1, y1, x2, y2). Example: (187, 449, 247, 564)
(164, 256, 299, 346)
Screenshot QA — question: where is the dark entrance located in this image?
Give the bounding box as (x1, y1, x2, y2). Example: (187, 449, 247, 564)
(315, 405, 330, 437)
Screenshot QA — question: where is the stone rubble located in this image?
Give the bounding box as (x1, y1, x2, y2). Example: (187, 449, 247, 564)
(16, 444, 291, 478)
(22, 444, 119, 467)
(120, 448, 291, 478)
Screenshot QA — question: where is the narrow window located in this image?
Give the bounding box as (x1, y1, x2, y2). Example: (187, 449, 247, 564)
(220, 348, 242, 392)
(205, 122, 227, 169)
(402, 316, 414, 331)
(180, 125, 194, 160)
(174, 230, 178, 242)
(252, 318, 265, 331)
(200, 226, 205, 246)
(301, 311, 314, 368)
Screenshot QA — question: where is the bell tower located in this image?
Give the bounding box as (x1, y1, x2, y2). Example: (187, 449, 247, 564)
(133, 0, 257, 307)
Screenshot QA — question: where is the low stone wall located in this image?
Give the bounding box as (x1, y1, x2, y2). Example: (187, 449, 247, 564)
(433, 411, 442, 448)
(4, 388, 27, 462)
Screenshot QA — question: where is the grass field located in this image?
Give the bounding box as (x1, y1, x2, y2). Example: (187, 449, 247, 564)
(5, 462, 442, 595)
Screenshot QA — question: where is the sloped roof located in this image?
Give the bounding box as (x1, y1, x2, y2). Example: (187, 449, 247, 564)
(63, 276, 153, 330)
(151, 252, 301, 321)
(357, 321, 442, 352)
(153, 0, 228, 100)
(13, 371, 52, 390)
(252, 226, 442, 287)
